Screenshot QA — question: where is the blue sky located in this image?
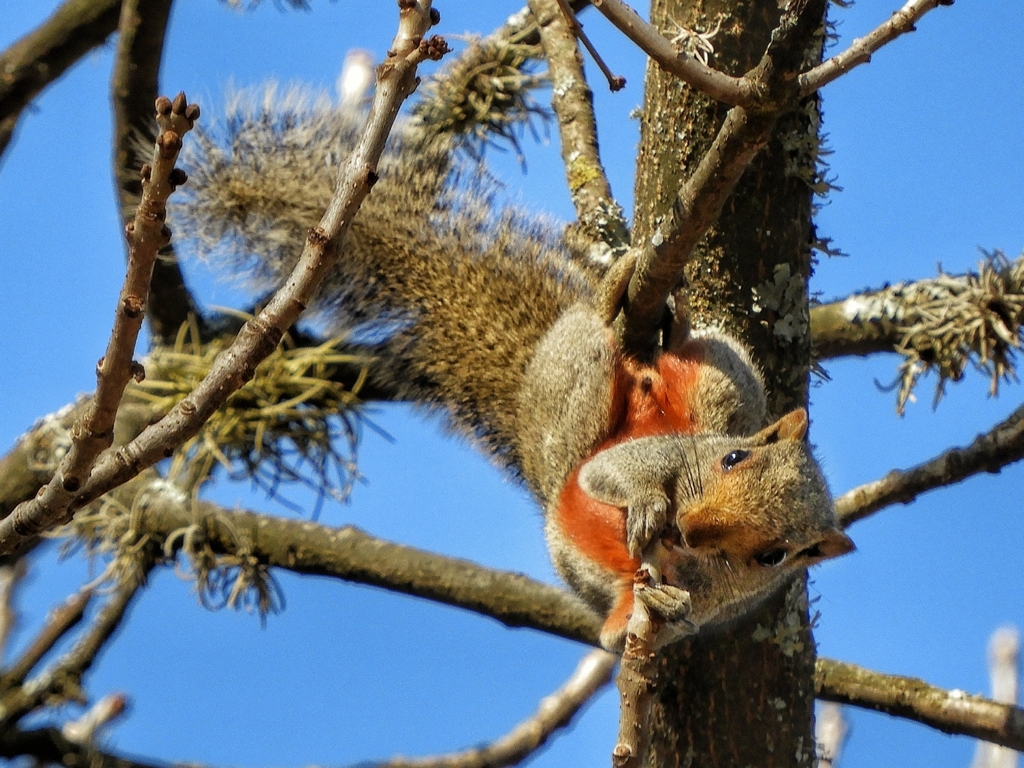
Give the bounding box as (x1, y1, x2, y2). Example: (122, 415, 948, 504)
(1, 1, 1022, 766)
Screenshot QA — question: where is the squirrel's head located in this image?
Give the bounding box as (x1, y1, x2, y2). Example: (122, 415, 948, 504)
(665, 408, 854, 627)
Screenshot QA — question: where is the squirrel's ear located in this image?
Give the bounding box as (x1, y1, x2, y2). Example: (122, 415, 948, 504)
(818, 529, 856, 558)
(752, 408, 808, 445)
(799, 529, 855, 563)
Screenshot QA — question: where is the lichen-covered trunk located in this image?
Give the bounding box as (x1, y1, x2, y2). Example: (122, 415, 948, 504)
(632, 1, 824, 765)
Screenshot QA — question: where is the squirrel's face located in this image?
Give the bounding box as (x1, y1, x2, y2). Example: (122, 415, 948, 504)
(675, 440, 854, 568)
(662, 411, 855, 627)
(658, 508, 853, 629)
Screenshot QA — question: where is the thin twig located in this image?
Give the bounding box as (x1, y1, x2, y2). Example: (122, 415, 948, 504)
(0, 590, 92, 689)
(0, 0, 121, 160)
(553, 0, 625, 91)
(611, 566, 661, 768)
(799, 0, 953, 95)
(835, 402, 1024, 528)
(590, 0, 751, 106)
(816, 658, 1024, 752)
(0, 94, 198, 554)
(111, 0, 201, 343)
(0, 2, 447, 554)
(378, 649, 615, 768)
(0, 563, 150, 727)
(528, 0, 629, 257)
(0, 562, 26, 663)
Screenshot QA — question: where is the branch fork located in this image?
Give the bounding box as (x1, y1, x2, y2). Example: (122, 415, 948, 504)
(0, 1, 448, 559)
(0, 93, 197, 552)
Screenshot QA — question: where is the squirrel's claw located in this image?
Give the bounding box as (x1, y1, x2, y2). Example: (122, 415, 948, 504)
(635, 581, 697, 648)
(626, 495, 670, 557)
(635, 580, 692, 623)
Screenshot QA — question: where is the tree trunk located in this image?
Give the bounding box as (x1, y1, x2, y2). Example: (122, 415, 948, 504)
(632, 1, 825, 765)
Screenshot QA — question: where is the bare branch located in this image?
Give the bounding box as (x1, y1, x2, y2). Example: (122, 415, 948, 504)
(0, 590, 92, 690)
(815, 702, 848, 767)
(0, 651, 610, 768)
(835, 402, 1024, 528)
(973, 627, 1021, 768)
(590, 0, 751, 106)
(0, 348, 382, 529)
(0, 561, 26, 662)
(0, 562, 150, 727)
(816, 658, 1024, 753)
(527, 0, 629, 258)
(80, 473, 603, 645)
(0, 3, 447, 555)
(0, 0, 121, 160)
(0, 396, 197, 525)
(621, 104, 775, 351)
(611, 567, 663, 768)
(621, 0, 827, 351)
(61, 692, 128, 744)
(0, 95, 198, 554)
(0, 726, 169, 768)
(799, 0, 953, 95)
(112, 0, 201, 344)
(378, 649, 615, 768)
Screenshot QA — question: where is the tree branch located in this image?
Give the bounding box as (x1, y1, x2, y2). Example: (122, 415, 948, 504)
(0, 726, 168, 768)
(0, 3, 447, 555)
(621, 104, 775, 351)
(611, 566, 667, 768)
(0, 0, 121, 161)
(816, 658, 1024, 752)
(589, 0, 752, 106)
(0, 94, 198, 554)
(835, 401, 1024, 528)
(812, 251, 1024, 413)
(0, 561, 150, 728)
(799, 0, 953, 95)
(377, 649, 615, 768)
(527, 0, 629, 258)
(0, 561, 26, 662)
(112, 0, 201, 344)
(0, 589, 92, 690)
(621, 0, 827, 352)
(0, 349, 389, 530)
(0, 650, 612, 768)
(89, 473, 603, 645)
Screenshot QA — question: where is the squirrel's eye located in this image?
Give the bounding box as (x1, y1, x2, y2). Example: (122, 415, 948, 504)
(721, 450, 751, 471)
(755, 549, 788, 567)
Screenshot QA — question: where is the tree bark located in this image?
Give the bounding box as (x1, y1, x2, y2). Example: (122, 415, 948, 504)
(632, 1, 824, 765)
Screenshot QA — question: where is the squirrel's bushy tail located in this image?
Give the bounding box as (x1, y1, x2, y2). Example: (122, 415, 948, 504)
(174, 86, 596, 474)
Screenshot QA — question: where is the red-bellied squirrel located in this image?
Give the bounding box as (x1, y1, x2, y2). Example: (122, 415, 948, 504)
(176, 107, 854, 651)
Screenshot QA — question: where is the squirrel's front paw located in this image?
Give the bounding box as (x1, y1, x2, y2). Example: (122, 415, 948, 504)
(635, 580, 692, 623)
(636, 581, 697, 647)
(625, 495, 670, 557)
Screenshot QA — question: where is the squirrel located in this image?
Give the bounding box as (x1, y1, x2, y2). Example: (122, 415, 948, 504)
(174, 87, 854, 651)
